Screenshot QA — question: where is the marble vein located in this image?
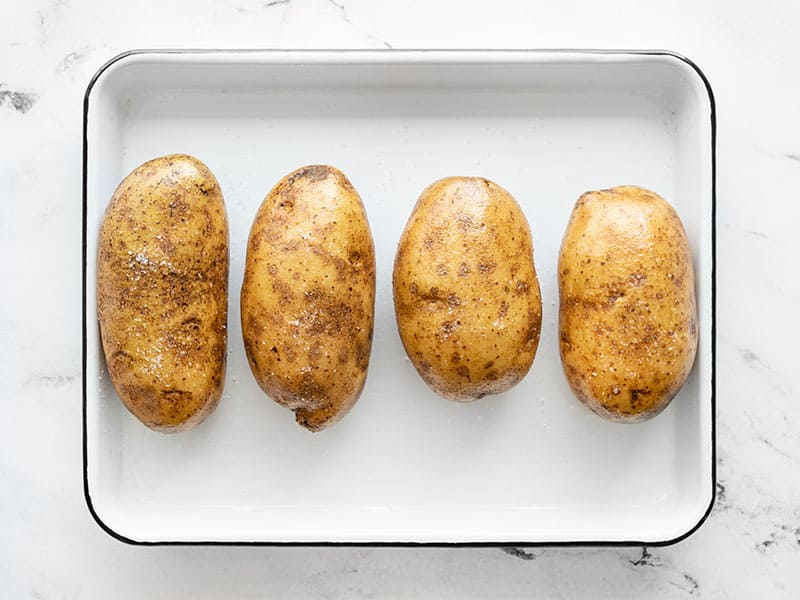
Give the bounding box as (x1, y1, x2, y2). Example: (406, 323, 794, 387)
(500, 547, 536, 560)
(57, 49, 88, 72)
(755, 523, 800, 554)
(715, 480, 729, 509)
(738, 347, 763, 367)
(743, 228, 768, 239)
(326, 0, 392, 48)
(757, 435, 795, 461)
(673, 573, 699, 595)
(0, 85, 37, 113)
(628, 546, 663, 567)
(737, 347, 794, 396)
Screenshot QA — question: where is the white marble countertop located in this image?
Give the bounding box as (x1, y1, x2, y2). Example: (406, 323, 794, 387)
(2, 0, 798, 597)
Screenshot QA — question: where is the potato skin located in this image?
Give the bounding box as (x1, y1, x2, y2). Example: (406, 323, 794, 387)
(393, 177, 542, 401)
(558, 185, 698, 422)
(241, 165, 375, 432)
(97, 154, 229, 432)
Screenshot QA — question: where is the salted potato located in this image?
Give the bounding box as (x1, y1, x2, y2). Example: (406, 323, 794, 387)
(393, 177, 542, 401)
(558, 185, 698, 422)
(241, 165, 375, 432)
(97, 154, 229, 432)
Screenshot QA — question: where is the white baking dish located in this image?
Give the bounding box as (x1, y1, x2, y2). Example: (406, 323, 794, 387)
(82, 50, 715, 545)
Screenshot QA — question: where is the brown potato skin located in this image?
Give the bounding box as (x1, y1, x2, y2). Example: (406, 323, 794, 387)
(393, 177, 542, 401)
(241, 165, 376, 432)
(97, 154, 229, 432)
(558, 185, 698, 422)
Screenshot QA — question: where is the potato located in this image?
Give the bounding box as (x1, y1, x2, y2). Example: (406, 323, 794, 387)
(558, 185, 698, 422)
(241, 165, 375, 432)
(393, 177, 542, 401)
(96, 154, 229, 432)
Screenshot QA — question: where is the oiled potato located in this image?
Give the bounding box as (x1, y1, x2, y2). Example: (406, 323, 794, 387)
(558, 185, 698, 422)
(393, 177, 542, 401)
(241, 165, 375, 432)
(97, 154, 229, 432)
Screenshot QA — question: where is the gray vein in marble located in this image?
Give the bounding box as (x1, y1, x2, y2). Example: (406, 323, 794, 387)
(720, 497, 798, 530)
(679, 574, 699, 595)
(37, 0, 67, 30)
(778, 525, 799, 547)
(738, 347, 788, 386)
(708, 478, 800, 555)
(757, 435, 795, 461)
(25, 373, 79, 387)
(755, 524, 800, 554)
(629, 546, 663, 567)
(786, 153, 800, 162)
(264, 0, 291, 6)
(720, 222, 776, 242)
(0, 85, 37, 113)
(326, 0, 392, 48)
(623, 548, 705, 595)
(737, 347, 794, 396)
(500, 547, 536, 560)
(757, 534, 777, 553)
(58, 49, 87, 72)
(715, 480, 729, 510)
(738, 347, 763, 367)
(743, 228, 768, 239)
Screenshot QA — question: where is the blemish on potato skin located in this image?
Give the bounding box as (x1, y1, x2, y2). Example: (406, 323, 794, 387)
(629, 272, 647, 287)
(498, 301, 509, 319)
(337, 348, 349, 365)
(271, 278, 295, 304)
(440, 320, 458, 335)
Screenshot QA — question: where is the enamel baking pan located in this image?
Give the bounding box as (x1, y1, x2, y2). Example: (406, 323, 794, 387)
(83, 50, 715, 545)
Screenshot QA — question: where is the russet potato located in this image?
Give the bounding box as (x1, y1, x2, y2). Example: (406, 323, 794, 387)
(241, 165, 376, 431)
(97, 154, 229, 432)
(393, 176, 542, 401)
(558, 185, 698, 422)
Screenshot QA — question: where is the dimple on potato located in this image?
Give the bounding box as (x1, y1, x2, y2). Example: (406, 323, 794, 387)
(558, 185, 698, 422)
(393, 176, 542, 401)
(241, 165, 376, 432)
(96, 154, 229, 432)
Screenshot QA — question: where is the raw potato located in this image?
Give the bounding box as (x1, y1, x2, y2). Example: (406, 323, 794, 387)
(241, 165, 376, 432)
(558, 185, 698, 422)
(97, 154, 229, 432)
(393, 177, 542, 401)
